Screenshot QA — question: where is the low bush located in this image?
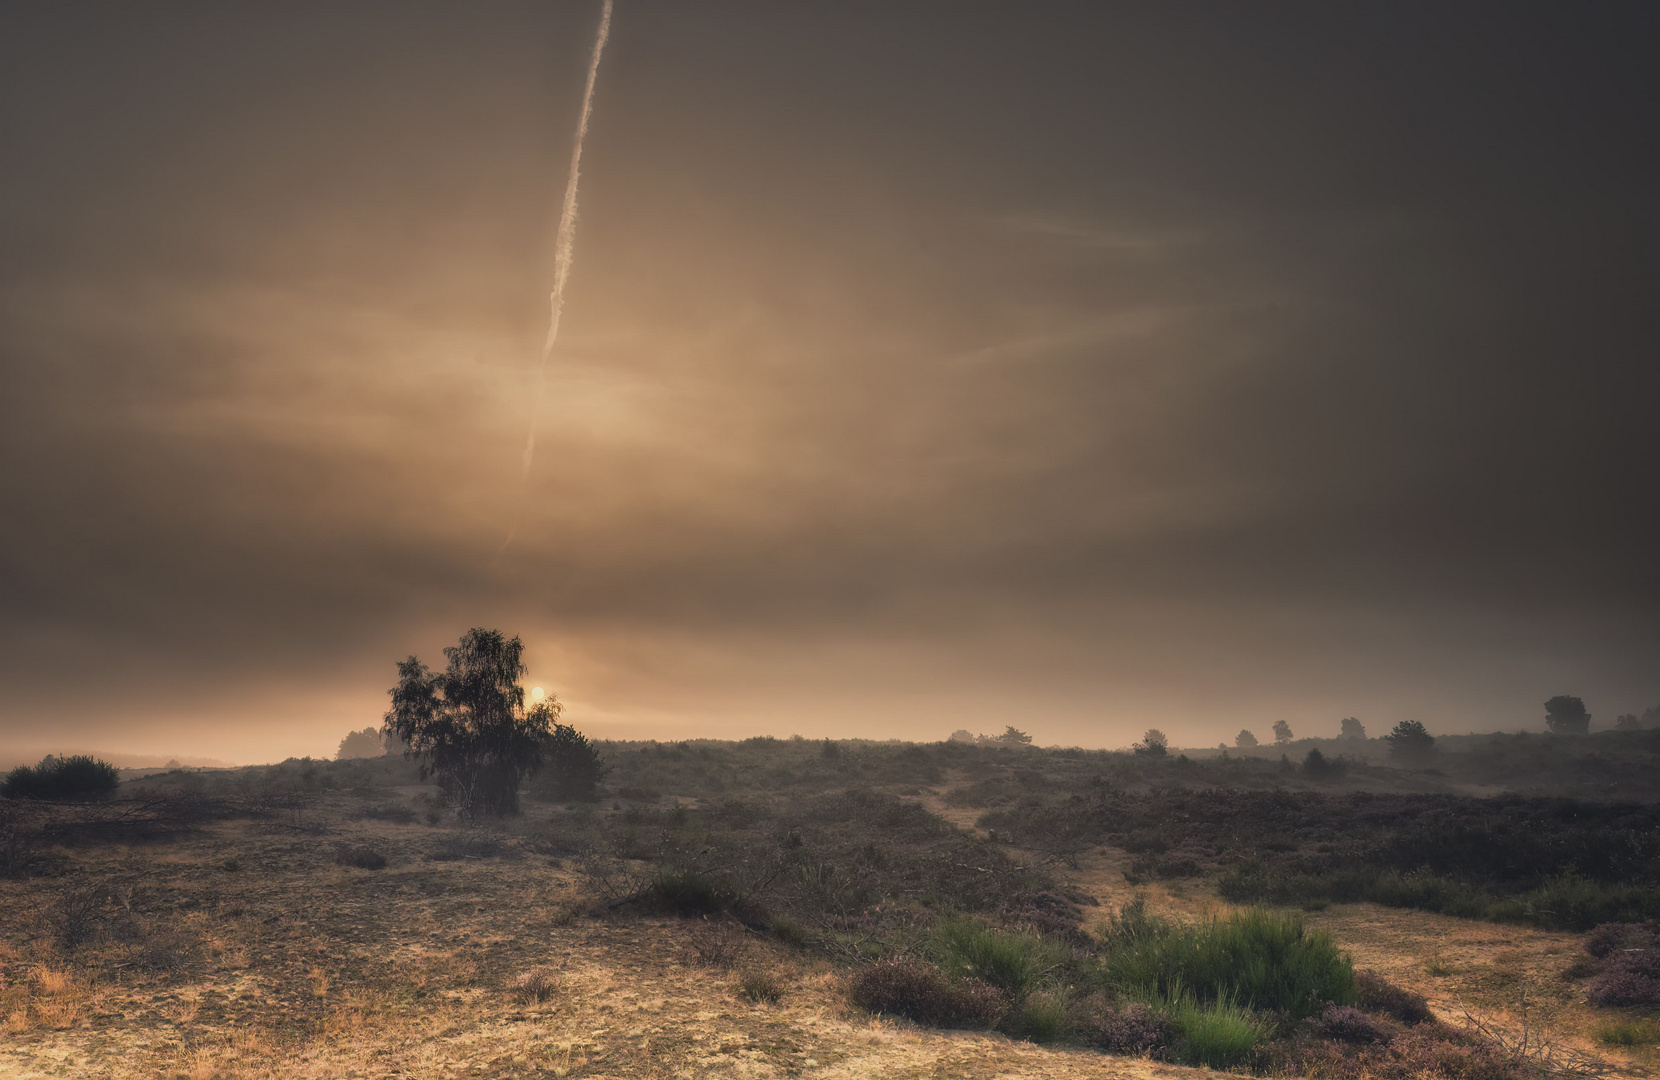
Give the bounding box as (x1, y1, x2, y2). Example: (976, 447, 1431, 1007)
(931, 916, 1064, 1002)
(847, 958, 1007, 1028)
(1594, 1018, 1660, 1047)
(737, 966, 786, 1004)
(513, 969, 560, 1003)
(2, 755, 120, 801)
(1171, 994, 1265, 1069)
(1318, 1004, 1393, 1045)
(1004, 991, 1071, 1043)
(1567, 922, 1660, 1008)
(1069, 994, 1173, 1055)
(1095, 903, 1354, 1018)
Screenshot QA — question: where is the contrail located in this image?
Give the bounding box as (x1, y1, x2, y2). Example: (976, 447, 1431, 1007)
(502, 0, 612, 556)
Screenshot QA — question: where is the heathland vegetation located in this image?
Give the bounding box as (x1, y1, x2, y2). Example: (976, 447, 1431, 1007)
(3, 669, 1658, 1077)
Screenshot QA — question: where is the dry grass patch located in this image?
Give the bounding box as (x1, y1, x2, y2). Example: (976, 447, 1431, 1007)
(513, 967, 560, 1003)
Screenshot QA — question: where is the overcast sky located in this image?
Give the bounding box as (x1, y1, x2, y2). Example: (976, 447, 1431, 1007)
(2, 3, 1656, 762)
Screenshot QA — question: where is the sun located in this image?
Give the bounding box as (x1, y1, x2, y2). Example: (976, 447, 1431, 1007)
(531, 686, 545, 702)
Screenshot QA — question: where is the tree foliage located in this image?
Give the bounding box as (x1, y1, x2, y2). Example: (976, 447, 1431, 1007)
(1544, 695, 1591, 736)
(1614, 713, 1641, 731)
(1339, 717, 1367, 741)
(532, 701, 608, 802)
(384, 628, 599, 819)
(336, 726, 390, 760)
(1235, 729, 1259, 748)
(1133, 729, 1169, 758)
(1383, 719, 1435, 761)
(1272, 720, 1294, 745)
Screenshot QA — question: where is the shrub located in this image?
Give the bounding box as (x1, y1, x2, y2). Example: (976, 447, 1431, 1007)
(1319, 1004, 1393, 1044)
(847, 958, 1007, 1028)
(646, 869, 732, 916)
(1353, 969, 1433, 1024)
(2, 755, 120, 801)
(737, 966, 785, 1004)
(1069, 994, 1174, 1055)
(1595, 1018, 1660, 1046)
(1004, 991, 1071, 1043)
(1096, 904, 1355, 1018)
(932, 917, 1063, 1002)
(769, 914, 810, 948)
(1587, 953, 1660, 1007)
(513, 969, 560, 1003)
(333, 844, 387, 870)
(1171, 994, 1265, 1069)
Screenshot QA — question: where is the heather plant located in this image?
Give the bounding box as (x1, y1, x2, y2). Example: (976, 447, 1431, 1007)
(847, 957, 1007, 1028)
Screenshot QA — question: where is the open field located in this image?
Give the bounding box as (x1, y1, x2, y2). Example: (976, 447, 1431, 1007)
(3, 736, 1657, 1079)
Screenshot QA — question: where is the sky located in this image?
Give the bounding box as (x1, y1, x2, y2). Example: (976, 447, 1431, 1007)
(2, 3, 1657, 763)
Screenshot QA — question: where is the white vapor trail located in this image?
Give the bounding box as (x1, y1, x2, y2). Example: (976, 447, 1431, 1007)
(502, 0, 612, 555)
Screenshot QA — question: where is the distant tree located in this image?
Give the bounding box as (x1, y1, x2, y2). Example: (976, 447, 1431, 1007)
(384, 628, 589, 820)
(1614, 713, 1641, 731)
(1235, 729, 1259, 748)
(1272, 720, 1294, 745)
(947, 729, 976, 744)
(1544, 695, 1591, 736)
(1644, 705, 1660, 729)
(1133, 729, 1169, 758)
(1383, 719, 1435, 762)
(336, 726, 385, 760)
(2, 754, 120, 800)
(1340, 717, 1367, 741)
(983, 726, 1032, 747)
(1302, 747, 1346, 780)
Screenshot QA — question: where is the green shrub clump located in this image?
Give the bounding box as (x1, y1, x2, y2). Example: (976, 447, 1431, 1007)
(2, 755, 120, 801)
(1095, 901, 1355, 1019)
(931, 916, 1066, 1002)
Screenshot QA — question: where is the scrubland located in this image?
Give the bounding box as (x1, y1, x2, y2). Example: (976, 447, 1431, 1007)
(2, 731, 1657, 1079)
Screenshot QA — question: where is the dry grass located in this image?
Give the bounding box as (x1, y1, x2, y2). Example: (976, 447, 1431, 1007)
(2, 762, 1650, 1080)
(0, 796, 1203, 1080)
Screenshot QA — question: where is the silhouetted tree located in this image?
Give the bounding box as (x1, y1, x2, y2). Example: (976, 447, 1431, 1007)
(1272, 720, 1294, 745)
(1340, 717, 1367, 741)
(336, 726, 385, 760)
(980, 726, 1032, 747)
(385, 628, 569, 820)
(1384, 719, 1435, 762)
(1644, 705, 1660, 729)
(1544, 695, 1591, 736)
(1235, 729, 1259, 748)
(1133, 729, 1169, 758)
(1302, 747, 1346, 779)
(532, 701, 608, 801)
(1614, 713, 1641, 731)
(947, 729, 976, 744)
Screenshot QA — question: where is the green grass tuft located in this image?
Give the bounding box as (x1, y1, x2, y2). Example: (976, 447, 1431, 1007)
(1096, 902, 1354, 1018)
